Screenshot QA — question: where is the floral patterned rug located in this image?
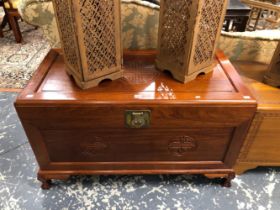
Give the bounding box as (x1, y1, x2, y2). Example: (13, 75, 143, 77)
(0, 10, 50, 89)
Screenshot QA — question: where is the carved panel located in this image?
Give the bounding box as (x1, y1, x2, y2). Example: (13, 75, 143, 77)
(158, 0, 193, 68)
(52, 0, 123, 89)
(81, 137, 108, 157)
(157, 0, 228, 83)
(238, 112, 280, 163)
(79, 0, 118, 74)
(53, 0, 81, 73)
(168, 136, 197, 156)
(193, 0, 226, 65)
(238, 113, 264, 160)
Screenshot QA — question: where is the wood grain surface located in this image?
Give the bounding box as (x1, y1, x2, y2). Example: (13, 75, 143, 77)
(233, 61, 280, 174)
(15, 49, 257, 188)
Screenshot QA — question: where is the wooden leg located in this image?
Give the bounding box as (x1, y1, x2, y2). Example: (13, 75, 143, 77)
(37, 171, 71, 190)
(221, 172, 235, 188)
(7, 15, 22, 43)
(37, 175, 52, 190)
(204, 173, 235, 188)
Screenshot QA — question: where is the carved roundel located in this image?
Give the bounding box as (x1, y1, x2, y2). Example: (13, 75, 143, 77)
(168, 136, 197, 156)
(81, 137, 108, 157)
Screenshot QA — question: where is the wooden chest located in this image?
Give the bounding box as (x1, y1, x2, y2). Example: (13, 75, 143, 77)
(15, 50, 256, 189)
(234, 76, 280, 174)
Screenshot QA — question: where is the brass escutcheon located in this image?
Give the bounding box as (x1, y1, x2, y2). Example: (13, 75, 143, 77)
(125, 110, 151, 128)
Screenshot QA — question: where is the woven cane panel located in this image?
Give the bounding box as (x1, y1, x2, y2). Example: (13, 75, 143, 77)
(159, 0, 193, 67)
(193, 0, 225, 65)
(79, 0, 118, 73)
(53, 0, 80, 73)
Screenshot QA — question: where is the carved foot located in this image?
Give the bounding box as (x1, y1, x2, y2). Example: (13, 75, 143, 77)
(221, 173, 235, 188)
(37, 171, 71, 189)
(38, 177, 52, 190)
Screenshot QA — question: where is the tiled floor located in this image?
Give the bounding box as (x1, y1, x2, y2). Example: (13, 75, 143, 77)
(1, 92, 280, 210)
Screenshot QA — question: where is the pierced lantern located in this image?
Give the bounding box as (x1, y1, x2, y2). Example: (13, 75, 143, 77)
(156, 0, 228, 83)
(52, 0, 123, 89)
(264, 41, 280, 87)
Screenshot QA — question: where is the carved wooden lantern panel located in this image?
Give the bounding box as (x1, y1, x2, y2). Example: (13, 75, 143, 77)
(156, 0, 228, 83)
(52, 0, 123, 89)
(264, 41, 280, 88)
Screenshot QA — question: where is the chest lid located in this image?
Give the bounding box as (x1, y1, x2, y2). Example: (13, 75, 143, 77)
(17, 49, 256, 106)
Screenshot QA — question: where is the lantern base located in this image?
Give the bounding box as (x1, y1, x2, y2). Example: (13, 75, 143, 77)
(264, 72, 280, 88)
(183, 66, 214, 84)
(156, 62, 214, 84)
(67, 69, 124, 90)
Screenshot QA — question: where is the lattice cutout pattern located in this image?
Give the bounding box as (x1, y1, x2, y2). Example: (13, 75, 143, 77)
(193, 0, 225, 65)
(53, 0, 80, 73)
(79, 0, 118, 73)
(159, 0, 193, 67)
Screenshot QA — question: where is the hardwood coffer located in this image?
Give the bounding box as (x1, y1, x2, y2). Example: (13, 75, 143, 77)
(235, 76, 280, 174)
(15, 49, 257, 189)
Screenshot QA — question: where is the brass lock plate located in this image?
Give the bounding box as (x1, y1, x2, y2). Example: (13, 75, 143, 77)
(125, 110, 151, 128)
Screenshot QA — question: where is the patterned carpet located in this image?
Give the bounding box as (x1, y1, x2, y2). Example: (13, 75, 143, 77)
(0, 10, 50, 89)
(1, 92, 280, 209)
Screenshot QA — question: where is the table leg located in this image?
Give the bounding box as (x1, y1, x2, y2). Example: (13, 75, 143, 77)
(7, 14, 22, 43)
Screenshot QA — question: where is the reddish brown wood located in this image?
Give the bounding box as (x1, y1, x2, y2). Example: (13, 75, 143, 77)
(221, 172, 236, 188)
(15, 49, 257, 189)
(37, 175, 52, 190)
(37, 171, 70, 190)
(123, 50, 158, 63)
(3, 0, 22, 43)
(7, 12, 22, 43)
